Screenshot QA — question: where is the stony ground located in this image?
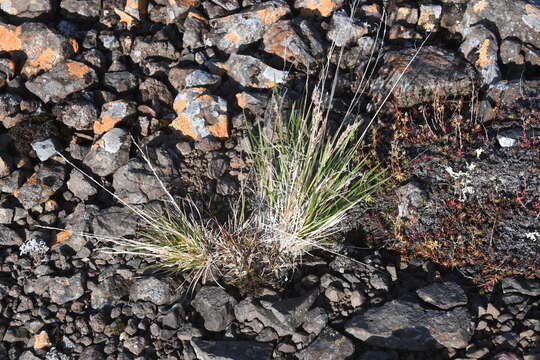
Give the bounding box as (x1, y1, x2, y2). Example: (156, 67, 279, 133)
(0, 0, 539, 359)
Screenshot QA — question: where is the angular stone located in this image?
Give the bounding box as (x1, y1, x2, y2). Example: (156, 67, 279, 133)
(124, 336, 146, 355)
(25, 61, 97, 103)
(223, 54, 288, 88)
(49, 273, 85, 305)
(418, 4, 442, 32)
(0, 93, 22, 128)
(139, 77, 174, 105)
(209, 0, 290, 52)
(53, 101, 98, 131)
(182, 10, 208, 49)
(93, 100, 137, 135)
(390, 5, 418, 25)
(484, 80, 540, 121)
(460, 25, 500, 86)
(60, 0, 101, 19)
(235, 91, 269, 116)
(345, 298, 474, 350)
(0, 224, 23, 246)
(263, 20, 316, 69)
(161, 0, 201, 23)
(185, 69, 222, 89)
(500, 39, 525, 65)
(104, 71, 139, 93)
(0, 22, 75, 77)
(14, 165, 65, 210)
(416, 282, 468, 310)
(83, 128, 132, 177)
(170, 87, 229, 139)
(191, 339, 273, 360)
(67, 169, 97, 201)
(294, 0, 344, 17)
(129, 277, 174, 305)
(296, 327, 354, 360)
(327, 10, 371, 47)
(91, 275, 130, 309)
(501, 277, 540, 297)
(460, 0, 540, 50)
(33, 331, 51, 350)
(31, 138, 59, 161)
(370, 46, 476, 108)
(0, 0, 52, 18)
(130, 37, 180, 63)
(192, 286, 237, 332)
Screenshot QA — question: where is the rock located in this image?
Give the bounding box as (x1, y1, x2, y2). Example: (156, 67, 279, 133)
(93, 100, 138, 135)
(25, 61, 97, 103)
(0, 0, 52, 18)
(129, 277, 174, 305)
(53, 101, 98, 131)
(396, 182, 427, 219)
(295, 327, 354, 360)
(83, 128, 132, 177)
(139, 77, 174, 105)
(112, 147, 178, 204)
(60, 0, 101, 19)
(484, 80, 540, 121)
(19, 351, 41, 360)
(191, 339, 274, 360)
(92, 205, 138, 238)
(390, 5, 418, 24)
(3, 327, 30, 343)
(31, 138, 59, 161)
(370, 46, 476, 108)
(0, 208, 14, 224)
(170, 87, 229, 139)
(123, 336, 146, 356)
(0, 93, 22, 128)
(500, 39, 525, 65)
(104, 71, 139, 93)
(130, 37, 180, 63)
(302, 308, 327, 335)
(327, 10, 370, 47)
(0, 22, 75, 77)
(182, 10, 208, 49)
(0, 224, 23, 246)
(184, 69, 222, 89)
(235, 91, 269, 116)
(345, 298, 474, 350)
(501, 277, 540, 297)
(192, 286, 237, 332)
(67, 169, 97, 201)
(90, 275, 130, 309)
(33, 331, 51, 350)
(460, 25, 500, 86)
(79, 345, 105, 360)
(294, 0, 343, 17)
(209, 0, 290, 52)
(416, 282, 468, 310)
(223, 54, 288, 88)
(159, 0, 201, 23)
(14, 165, 65, 210)
(460, 0, 540, 50)
(263, 20, 316, 69)
(49, 273, 85, 305)
(418, 4, 442, 32)
(0, 153, 12, 177)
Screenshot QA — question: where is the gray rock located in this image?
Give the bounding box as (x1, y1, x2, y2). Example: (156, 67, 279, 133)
(31, 138, 59, 161)
(14, 165, 65, 210)
(67, 170, 97, 201)
(191, 339, 274, 360)
(192, 286, 237, 332)
(79, 345, 105, 360)
(263, 20, 317, 69)
(83, 128, 131, 177)
(92, 205, 139, 238)
(185, 69, 222, 89)
(209, 0, 290, 52)
(223, 54, 288, 88)
(91, 275, 130, 309)
(94, 100, 137, 135)
(19, 351, 41, 360)
(0, 153, 12, 178)
(501, 277, 540, 297)
(345, 298, 474, 350)
(500, 39, 524, 65)
(0, 207, 13, 224)
(0, 224, 22, 246)
(52, 101, 98, 131)
(129, 277, 174, 305)
(130, 38, 180, 63)
(104, 71, 139, 93)
(25, 61, 98, 103)
(49, 273, 85, 305)
(416, 282, 468, 310)
(296, 327, 354, 360)
(460, 25, 500, 86)
(460, 0, 540, 50)
(60, 0, 101, 19)
(327, 10, 370, 47)
(302, 307, 328, 336)
(418, 4, 442, 31)
(370, 46, 476, 108)
(123, 336, 146, 356)
(3, 326, 30, 343)
(0, 0, 52, 18)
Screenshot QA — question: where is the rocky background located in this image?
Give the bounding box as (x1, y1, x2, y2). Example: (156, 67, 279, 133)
(0, 0, 539, 359)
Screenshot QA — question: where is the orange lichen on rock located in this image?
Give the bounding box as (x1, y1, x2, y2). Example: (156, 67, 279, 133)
(24, 48, 57, 75)
(236, 93, 249, 109)
(114, 7, 136, 28)
(187, 10, 207, 21)
(473, 0, 488, 13)
(224, 32, 241, 44)
(69, 38, 79, 53)
(301, 0, 336, 17)
(255, 6, 289, 24)
(476, 39, 494, 69)
(55, 229, 72, 244)
(34, 331, 51, 350)
(207, 116, 229, 138)
(0, 24, 22, 52)
(94, 114, 122, 135)
(525, 4, 540, 18)
(66, 61, 91, 77)
(170, 113, 197, 139)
